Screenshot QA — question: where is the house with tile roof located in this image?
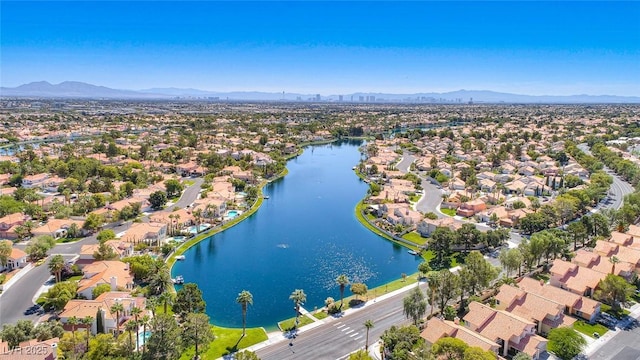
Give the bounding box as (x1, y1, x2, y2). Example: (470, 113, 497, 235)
(518, 277, 600, 323)
(59, 291, 148, 336)
(77, 261, 134, 300)
(462, 302, 547, 359)
(549, 259, 606, 297)
(421, 317, 500, 354)
(495, 284, 576, 335)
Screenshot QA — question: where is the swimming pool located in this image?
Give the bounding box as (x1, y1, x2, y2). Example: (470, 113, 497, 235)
(136, 330, 151, 350)
(226, 210, 241, 219)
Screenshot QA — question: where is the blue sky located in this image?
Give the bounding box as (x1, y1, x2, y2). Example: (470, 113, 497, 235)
(2, 1, 639, 95)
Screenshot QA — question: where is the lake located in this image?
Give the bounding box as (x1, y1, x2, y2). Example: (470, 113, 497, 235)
(172, 140, 421, 330)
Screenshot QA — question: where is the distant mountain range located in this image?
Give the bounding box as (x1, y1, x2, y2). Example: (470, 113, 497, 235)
(2, 81, 639, 104)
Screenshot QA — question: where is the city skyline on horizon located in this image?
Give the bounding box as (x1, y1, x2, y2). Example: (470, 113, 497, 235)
(2, 1, 639, 96)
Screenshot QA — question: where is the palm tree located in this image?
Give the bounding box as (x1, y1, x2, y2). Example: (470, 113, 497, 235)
(364, 320, 374, 351)
(48, 254, 66, 283)
(236, 290, 253, 336)
(140, 314, 151, 356)
(125, 321, 137, 352)
(168, 214, 175, 236)
(81, 316, 93, 353)
(145, 297, 158, 317)
(336, 274, 349, 309)
(110, 302, 124, 337)
(610, 256, 620, 275)
(289, 289, 307, 328)
(68, 316, 79, 358)
(131, 306, 143, 350)
(158, 291, 174, 314)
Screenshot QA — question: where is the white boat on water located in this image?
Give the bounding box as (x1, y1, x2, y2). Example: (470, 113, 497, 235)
(175, 255, 185, 260)
(172, 275, 184, 284)
(408, 250, 419, 256)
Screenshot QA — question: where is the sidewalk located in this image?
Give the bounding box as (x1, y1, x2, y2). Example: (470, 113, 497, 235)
(583, 303, 640, 357)
(239, 279, 425, 358)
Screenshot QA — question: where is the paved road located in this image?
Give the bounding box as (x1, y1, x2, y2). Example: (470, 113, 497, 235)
(0, 178, 204, 326)
(578, 143, 635, 211)
(256, 283, 427, 360)
(396, 153, 524, 246)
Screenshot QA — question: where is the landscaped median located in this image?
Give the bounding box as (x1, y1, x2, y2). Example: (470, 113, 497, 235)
(276, 271, 423, 329)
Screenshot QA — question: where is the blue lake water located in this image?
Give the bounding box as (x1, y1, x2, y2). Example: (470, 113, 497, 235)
(172, 140, 422, 330)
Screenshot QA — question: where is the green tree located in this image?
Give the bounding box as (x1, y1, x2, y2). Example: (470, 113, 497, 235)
(93, 241, 118, 261)
(236, 290, 253, 336)
(463, 346, 497, 360)
(173, 283, 206, 319)
(83, 213, 104, 232)
(418, 261, 432, 279)
(380, 325, 422, 360)
(460, 251, 499, 296)
(164, 179, 184, 198)
(432, 269, 461, 314)
(431, 337, 468, 360)
(110, 302, 124, 337)
(595, 274, 635, 311)
(144, 313, 182, 360)
(25, 235, 56, 260)
(183, 313, 214, 360)
(403, 286, 427, 326)
(431, 227, 455, 268)
(350, 282, 368, 301)
(512, 353, 532, 360)
(289, 289, 307, 328)
(499, 248, 524, 277)
(96, 229, 116, 242)
(364, 320, 374, 351)
(44, 281, 77, 311)
(0, 320, 34, 349)
(547, 327, 586, 360)
(48, 254, 66, 283)
(149, 191, 168, 210)
(0, 240, 13, 268)
(336, 274, 350, 309)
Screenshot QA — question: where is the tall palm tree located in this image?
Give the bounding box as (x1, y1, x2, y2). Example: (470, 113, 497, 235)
(236, 290, 253, 336)
(110, 302, 124, 337)
(131, 306, 143, 350)
(336, 274, 349, 309)
(125, 321, 137, 352)
(158, 291, 174, 314)
(610, 256, 620, 275)
(168, 214, 175, 236)
(289, 289, 307, 328)
(48, 255, 66, 283)
(68, 316, 79, 358)
(81, 316, 93, 353)
(145, 297, 158, 317)
(140, 314, 151, 356)
(364, 320, 374, 351)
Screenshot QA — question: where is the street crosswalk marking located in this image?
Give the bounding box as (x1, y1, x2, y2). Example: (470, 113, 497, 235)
(344, 329, 354, 334)
(349, 332, 359, 337)
(353, 336, 362, 340)
(336, 323, 345, 329)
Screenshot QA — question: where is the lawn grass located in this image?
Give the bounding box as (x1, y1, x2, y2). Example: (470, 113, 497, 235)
(402, 232, 427, 246)
(573, 320, 609, 338)
(65, 275, 82, 281)
(278, 315, 314, 331)
(313, 311, 329, 320)
(183, 179, 196, 187)
(179, 325, 267, 360)
(441, 208, 457, 216)
(601, 304, 631, 319)
(531, 272, 550, 282)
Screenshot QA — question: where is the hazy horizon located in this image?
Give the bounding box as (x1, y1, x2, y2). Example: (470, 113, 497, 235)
(2, 1, 639, 96)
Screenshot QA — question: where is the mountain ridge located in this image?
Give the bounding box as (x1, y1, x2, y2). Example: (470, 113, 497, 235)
(2, 81, 639, 103)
